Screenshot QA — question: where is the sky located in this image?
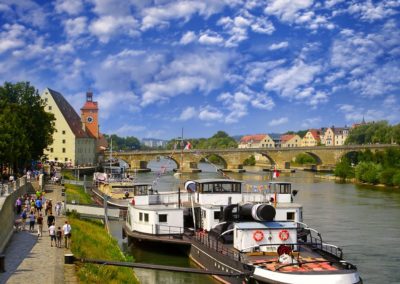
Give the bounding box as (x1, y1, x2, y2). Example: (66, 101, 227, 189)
(0, 0, 399, 140)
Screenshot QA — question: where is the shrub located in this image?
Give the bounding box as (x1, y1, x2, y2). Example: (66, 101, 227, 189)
(393, 171, 400, 186)
(379, 168, 398, 186)
(355, 162, 382, 184)
(295, 153, 316, 165)
(243, 155, 256, 166)
(334, 158, 355, 179)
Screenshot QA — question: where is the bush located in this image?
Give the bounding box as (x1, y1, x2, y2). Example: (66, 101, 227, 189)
(379, 168, 398, 186)
(355, 162, 382, 184)
(243, 155, 256, 166)
(393, 171, 400, 186)
(334, 158, 354, 179)
(295, 153, 316, 165)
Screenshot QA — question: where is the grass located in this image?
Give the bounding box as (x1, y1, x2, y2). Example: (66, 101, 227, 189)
(65, 184, 92, 205)
(62, 170, 76, 180)
(69, 216, 138, 284)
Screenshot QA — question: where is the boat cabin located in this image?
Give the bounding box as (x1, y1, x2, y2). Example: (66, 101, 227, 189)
(192, 179, 244, 206)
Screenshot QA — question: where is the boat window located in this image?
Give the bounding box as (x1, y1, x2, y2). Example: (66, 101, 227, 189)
(139, 212, 143, 221)
(287, 212, 295, 221)
(214, 211, 221, 220)
(159, 214, 167, 223)
(144, 213, 149, 222)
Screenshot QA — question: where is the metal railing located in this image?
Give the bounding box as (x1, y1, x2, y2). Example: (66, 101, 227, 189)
(194, 232, 242, 262)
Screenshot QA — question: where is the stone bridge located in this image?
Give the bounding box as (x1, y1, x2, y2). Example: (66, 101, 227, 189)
(109, 144, 399, 173)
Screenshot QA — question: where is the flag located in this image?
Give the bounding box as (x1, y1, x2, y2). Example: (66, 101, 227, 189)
(273, 165, 280, 179)
(184, 141, 192, 150)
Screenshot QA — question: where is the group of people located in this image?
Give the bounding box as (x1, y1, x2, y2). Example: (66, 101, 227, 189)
(15, 191, 71, 248)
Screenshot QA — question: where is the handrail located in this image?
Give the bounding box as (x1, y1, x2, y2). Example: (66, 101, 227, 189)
(276, 260, 357, 271)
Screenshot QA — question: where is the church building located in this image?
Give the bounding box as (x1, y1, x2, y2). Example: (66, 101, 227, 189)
(42, 88, 107, 166)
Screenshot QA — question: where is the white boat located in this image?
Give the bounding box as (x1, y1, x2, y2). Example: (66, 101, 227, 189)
(123, 179, 361, 284)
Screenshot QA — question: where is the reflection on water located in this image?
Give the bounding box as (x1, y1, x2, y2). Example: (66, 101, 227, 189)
(109, 159, 400, 283)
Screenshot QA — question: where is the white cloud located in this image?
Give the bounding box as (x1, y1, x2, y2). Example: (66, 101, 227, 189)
(244, 60, 286, 85)
(199, 105, 224, 121)
(97, 91, 140, 119)
(301, 117, 321, 128)
(198, 31, 224, 45)
(269, 41, 288, 50)
(141, 1, 226, 30)
(264, 60, 321, 99)
(264, 0, 314, 22)
(64, 17, 87, 38)
(217, 91, 250, 123)
(180, 31, 196, 45)
(347, 0, 399, 22)
(89, 15, 139, 43)
(179, 106, 197, 121)
(140, 51, 233, 106)
(0, 24, 27, 54)
(55, 0, 83, 15)
(251, 94, 275, 110)
(269, 117, 288, 126)
(383, 95, 397, 108)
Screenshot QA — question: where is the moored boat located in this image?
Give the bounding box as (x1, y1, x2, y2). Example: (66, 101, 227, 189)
(123, 179, 361, 283)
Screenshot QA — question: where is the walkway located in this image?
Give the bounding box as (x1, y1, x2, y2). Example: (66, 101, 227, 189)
(0, 183, 78, 284)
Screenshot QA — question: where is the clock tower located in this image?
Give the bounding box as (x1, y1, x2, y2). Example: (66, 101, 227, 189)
(81, 91, 99, 138)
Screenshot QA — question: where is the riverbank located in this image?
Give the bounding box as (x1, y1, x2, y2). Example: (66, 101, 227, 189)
(315, 174, 399, 189)
(69, 215, 139, 283)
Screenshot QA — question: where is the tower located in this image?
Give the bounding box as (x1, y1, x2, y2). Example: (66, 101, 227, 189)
(81, 91, 99, 139)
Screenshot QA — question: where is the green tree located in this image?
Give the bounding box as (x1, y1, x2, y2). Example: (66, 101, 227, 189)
(0, 82, 55, 174)
(294, 153, 316, 165)
(334, 157, 355, 179)
(355, 162, 382, 184)
(243, 155, 256, 166)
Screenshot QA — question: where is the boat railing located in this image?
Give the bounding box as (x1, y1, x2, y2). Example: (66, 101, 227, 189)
(194, 231, 242, 262)
(155, 224, 185, 236)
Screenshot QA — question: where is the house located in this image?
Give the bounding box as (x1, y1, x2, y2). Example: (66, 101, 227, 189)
(281, 134, 301, 148)
(42, 89, 106, 165)
(333, 127, 350, 146)
(238, 134, 275, 148)
(301, 129, 321, 147)
(322, 127, 335, 146)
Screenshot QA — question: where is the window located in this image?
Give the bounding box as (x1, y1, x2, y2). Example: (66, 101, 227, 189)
(287, 212, 295, 221)
(62, 148, 66, 153)
(159, 214, 167, 222)
(144, 213, 149, 222)
(62, 139, 66, 144)
(139, 212, 143, 221)
(44, 98, 48, 102)
(62, 130, 66, 135)
(48, 106, 52, 110)
(50, 148, 53, 153)
(64, 158, 68, 162)
(214, 211, 221, 220)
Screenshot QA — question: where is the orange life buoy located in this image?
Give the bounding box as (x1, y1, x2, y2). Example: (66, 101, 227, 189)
(253, 230, 264, 242)
(279, 229, 289, 241)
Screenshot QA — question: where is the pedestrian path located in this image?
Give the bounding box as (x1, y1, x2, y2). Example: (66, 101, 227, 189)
(0, 183, 78, 284)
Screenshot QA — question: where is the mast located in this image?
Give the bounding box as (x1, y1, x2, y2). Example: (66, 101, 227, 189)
(110, 137, 112, 177)
(179, 128, 183, 208)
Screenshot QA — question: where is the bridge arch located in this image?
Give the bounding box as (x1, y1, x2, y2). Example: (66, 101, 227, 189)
(258, 152, 277, 166)
(202, 153, 228, 169)
(304, 151, 323, 165)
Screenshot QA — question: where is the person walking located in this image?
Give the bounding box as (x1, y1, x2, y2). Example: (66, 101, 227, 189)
(56, 226, 62, 248)
(15, 197, 22, 214)
(47, 212, 55, 230)
(55, 202, 61, 216)
(28, 211, 35, 232)
(37, 213, 43, 237)
(62, 221, 72, 249)
(21, 208, 27, 231)
(49, 223, 56, 247)
(35, 198, 42, 213)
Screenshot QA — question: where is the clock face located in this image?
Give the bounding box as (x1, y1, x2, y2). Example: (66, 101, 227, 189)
(87, 116, 94, 123)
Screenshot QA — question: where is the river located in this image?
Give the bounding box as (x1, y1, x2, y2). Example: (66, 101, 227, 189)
(109, 160, 400, 283)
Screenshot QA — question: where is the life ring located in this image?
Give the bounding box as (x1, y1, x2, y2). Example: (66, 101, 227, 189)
(253, 230, 264, 242)
(279, 229, 289, 241)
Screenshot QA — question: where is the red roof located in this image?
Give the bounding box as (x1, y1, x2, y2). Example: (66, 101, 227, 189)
(308, 129, 320, 140)
(280, 134, 295, 143)
(81, 101, 98, 110)
(240, 134, 266, 143)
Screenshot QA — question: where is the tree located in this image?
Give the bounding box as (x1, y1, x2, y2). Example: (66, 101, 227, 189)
(0, 82, 55, 174)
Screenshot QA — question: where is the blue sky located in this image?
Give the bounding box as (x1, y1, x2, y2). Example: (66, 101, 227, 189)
(0, 0, 399, 140)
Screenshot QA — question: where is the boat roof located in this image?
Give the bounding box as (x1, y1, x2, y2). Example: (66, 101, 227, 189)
(268, 181, 292, 185)
(133, 204, 183, 211)
(193, 179, 243, 184)
(235, 221, 297, 230)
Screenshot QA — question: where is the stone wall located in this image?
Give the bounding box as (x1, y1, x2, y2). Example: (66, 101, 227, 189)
(0, 177, 33, 253)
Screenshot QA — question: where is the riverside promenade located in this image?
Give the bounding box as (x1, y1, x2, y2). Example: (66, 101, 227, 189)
(0, 181, 78, 284)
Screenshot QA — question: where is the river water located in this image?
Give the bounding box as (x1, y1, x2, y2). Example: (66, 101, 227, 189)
(110, 160, 400, 283)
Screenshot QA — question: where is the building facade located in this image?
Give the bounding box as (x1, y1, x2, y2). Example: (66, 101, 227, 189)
(281, 134, 302, 148)
(42, 88, 99, 165)
(301, 130, 321, 147)
(238, 134, 275, 148)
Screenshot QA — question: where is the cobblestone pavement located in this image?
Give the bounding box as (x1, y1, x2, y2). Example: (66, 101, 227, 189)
(0, 183, 78, 284)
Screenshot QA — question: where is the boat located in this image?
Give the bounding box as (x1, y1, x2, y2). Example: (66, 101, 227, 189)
(123, 179, 361, 283)
(92, 171, 154, 208)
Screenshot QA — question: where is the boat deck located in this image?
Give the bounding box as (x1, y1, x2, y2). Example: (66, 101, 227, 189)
(195, 231, 345, 273)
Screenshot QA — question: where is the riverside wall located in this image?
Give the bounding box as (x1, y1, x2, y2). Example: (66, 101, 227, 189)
(0, 177, 33, 253)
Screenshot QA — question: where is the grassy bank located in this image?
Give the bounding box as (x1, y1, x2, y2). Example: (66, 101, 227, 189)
(69, 216, 138, 284)
(65, 184, 92, 205)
